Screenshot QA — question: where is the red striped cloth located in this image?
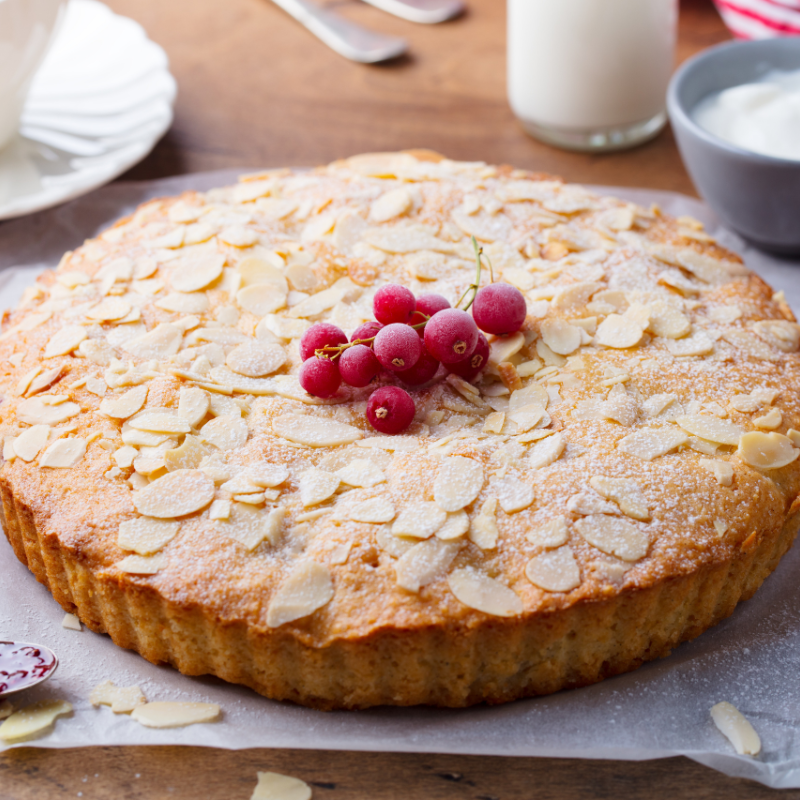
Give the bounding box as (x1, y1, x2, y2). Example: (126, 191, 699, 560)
(713, 0, 800, 38)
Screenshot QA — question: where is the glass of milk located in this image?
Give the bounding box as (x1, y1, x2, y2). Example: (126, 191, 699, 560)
(508, 0, 678, 152)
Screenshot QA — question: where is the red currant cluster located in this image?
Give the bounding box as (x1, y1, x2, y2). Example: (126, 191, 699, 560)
(297, 239, 527, 435)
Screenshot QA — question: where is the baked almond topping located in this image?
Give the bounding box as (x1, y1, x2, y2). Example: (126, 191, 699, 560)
(526, 546, 581, 592)
(392, 502, 447, 539)
(574, 515, 649, 562)
(448, 568, 523, 617)
(737, 432, 799, 470)
(266, 560, 334, 628)
(589, 476, 650, 521)
(346, 496, 396, 524)
(132, 469, 215, 518)
(90, 680, 147, 713)
(434, 456, 484, 512)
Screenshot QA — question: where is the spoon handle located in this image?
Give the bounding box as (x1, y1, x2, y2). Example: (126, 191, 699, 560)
(270, 0, 408, 63)
(359, 0, 465, 24)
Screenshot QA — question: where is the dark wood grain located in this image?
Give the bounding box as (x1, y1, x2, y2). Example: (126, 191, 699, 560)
(4, 2, 786, 798)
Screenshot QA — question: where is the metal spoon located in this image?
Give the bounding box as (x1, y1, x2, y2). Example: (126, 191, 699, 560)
(270, 0, 407, 63)
(360, 0, 465, 24)
(0, 641, 58, 697)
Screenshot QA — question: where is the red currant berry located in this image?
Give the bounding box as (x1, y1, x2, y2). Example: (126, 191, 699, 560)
(350, 320, 383, 345)
(423, 308, 479, 365)
(472, 283, 527, 336)
(373, 284, 416, 325)
(397, 342, 440, 386)
(410, 293, 451, 329)
(448, 333, 490, 382)
(299, 323, 348, 361)
(373, 323, 422, 373)
(299, 356, 341, 398)
(367, 386, 415, 435)
(339, 344, 381, 387)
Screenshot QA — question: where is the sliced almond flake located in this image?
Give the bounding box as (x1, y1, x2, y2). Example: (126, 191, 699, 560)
(600, 383, 638, 427)
(86, 298, 132, 322)
(3, 437, 16, 463)
(528, 432, 565, 469)
(61, 613, 81, 631)
(299, 468, 340, 507)
(146, 227, 184, 249)
(436, 510, 470, 541)
(116, 554, 165, 574)
(236, 283, 287, 317)
(395, 537, 460, 593)
(551, 281, 605, 313)
(392, 502, 447, 539)
(272, 414, 362, 447)
(15, 367, 41, 396)
(335, 458, 387, 488)
(118, 517, 180, 555)
(540, 319, 582, 355)
(753, 408, 782, 430)
(647, 300, 692, 339)
(567, 492, 619, 516)
(216, 504, 284, 550)
(89, 681, 147, 714)
(57, 269, 91, 287)
(245, 463, 290, 487)
(12, 424, 50, 462)
(469, 497, 499, 549)
(0, 310, 52, 343)
(251, 772, 312, 800)
(287, 278, 357, 319)
(177, 386, 209, 427)
(209, 499, 231, 520)
(675, 415, 743, 445)
(666, 332, 714, 357)
(737, 431, 799, 470)
(362, 225, 453, 254)
(710, 702, 761, 756)
(169, 254, 225, 293)
(200, 415, 248, 450)
(509, 383, 549, 411)
(642, 394, 678, 418)
(347, 496, 396, 524)
(44, 325, 87, 358)
(447, 568, 523, 617)
(266, 560, 334, 628)
(370, 188, 412, 222)
(121, 427, 172, 447)
(595, 308, 647, 349)
(492, 477, 535, 513)
(617, 427, 687, 461)
(122, 323, 182, 360)
(39, 437, 86, 468)
(574, 515, 649, 561)
(0, 700, 72, 742)
(237, 256, 288, 289)
(699, 459, 734, 486)
(722, 330, 777, 361)
(226, 342, 286, 378)
(505, 403, 546, 434)
(328, 541, 352, 566)
(256, 314, 311, 341)
(131, 702, 220, 729)
(113, 445, 138, 468)
(129, 410, 191, 434)
(296, 508, 332, 524)
(85, 376, 108, 395)
(526, 546, 581, 592)
(788, 429, 800, 447)
(751, 319, 800, 353)
(434, 456, 484, 512)
(527, 517, 569, 547)
(132, 469, 215, 518)
(156, 291, 210, 314)
(79, 338, 114, 366)
(708, 305, 742, 324)
(589, 476, 649, 521)
(221, 476, 263, 494)
(488, 332, 525, 367)
(26, 367, 64, 397)
(234, 492, 266, 504)
(483, 412, 505, 434)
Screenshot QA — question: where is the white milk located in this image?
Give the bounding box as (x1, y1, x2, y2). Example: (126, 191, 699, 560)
(507, 0, 677, 150)
(693, 69, 800, 162)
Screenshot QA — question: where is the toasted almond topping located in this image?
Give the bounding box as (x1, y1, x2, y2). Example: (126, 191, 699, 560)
(99, 385, 149, 419)
(216, 504, 284, 550)
(171, 254, 225, 292)
(371, 188, 413, 222)
(647, 300, 691, 339)
(116, 554, 164, 574)
(347, 496, 396, 523)
(131, 702, 220, 729)
(589, 476, 650, 521)
(226, 341, 286, 378)
(447, 568, 523, 617)
(710, 702, 761, 756)
(666, 331, 714, 357)
(528, 432, 565, 469)
(118, 517, 180, 555)
(394, 537, 460, 593)
(39, 437, 86, 468)
(176, 386, 209, 427)
(488, 331, 525, 368)
(483, 411, 505, 434)
(595, 309, 646, 349)
(469, 497, 499, 549)
(132, 469, 215, 518)
(208, 499, 230, 521)
(436, 510, 470, 540)
(617, 427, 687, 461)
(714, 519, 728, 536)
(698, 458, 734, 486)
(17, 397, 80, 426)
(526, 517, 569, 547)
(509, 383, 549, 411)
(505, 403, 546, 434)
(237, 283, 288, 317)
(335, 458, 387, 487)
(87, 298, 131, 322)
(164, 435, 207, 471)
(434, 456, 484, 512)
(12, 424, 50, 461)
(526, 546, 581, 592)
(753, 408, 782, 430)
(90, 680, 147, 714)
(540, 319, 582, 355)
(273, 414, 362, 447)
(0, 700, 72, 742)
(737, 431, 799, 469)
(44, 325, 87, 358)
(492, 476, 535, 513)
(251, 771, 312, 800)
(567, 492, 618, 515)
(392, 502, 447, 539)
(497, 361, 523, 391)
(267, 560, 334, 628)
(130, 410, 192, 434)
(200, 415, 248, 450)
(788, 429, 800, 447)
(61, 612, 81, 631)
(299, 468, 340, 507)
(122, 323, 182, 360)
(26, 367, 64, 397)
(675, 415, 743, 445)
(574, 515, 649, 561)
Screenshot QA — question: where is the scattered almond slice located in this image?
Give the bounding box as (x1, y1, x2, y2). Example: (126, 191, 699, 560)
(392, 502, 447, 539)
(87, 298, 131, 322)
(447, 568, 523, 617)
(117, 554, 165, 574)
(575, 515, 649, 561)
(647, 300, 691, 339)
(26, 367, 64, 397)
(526, 517, 569, 548)
(122, 323, 183, 360)
(299, 468, 340, 507)
(200, 415, 248, 450)
(61, 612, 81, 631)
(164, 435, 208, 471)
(527, 432, 565, 469)
(492, 477, 535, 513)
(666, 332, 714, 357)
(99, 385, 149, 419)
(273, 414, 362, 447)
(44, 325, 87, 358)
(0, 700, 72, 742)
(266, 560, 334, 628)
(12, 424, 50, 461)
(215, 504, 284, 550)
(509, 383, 549, 411)
(335, 458, 386, 488)
(737, 432, 799, 470)
(753, 408, 782, 430)
(17, 397, 80, 426)
(226, 342, 286, 378)
(676, 415, 743, 445)
(699, 458, 734, 486)
(710, 701, 761, 756)
(436, 510, 469, 541)
(595, 306, 647, 349)
(617, 427, 687, 461)
(589, 476, 650, 521)
(171, 254, 225, 292)
(394, 538, 460, 593)
(39, 437, 87, 468)
(131, 702, 220, 729)
(526, 546, 581, 592)
(483, 411, 505, 434)
(434, 456, 484, 512)
(118, 517, 180, 555)
(370, 188, 412, 222)
(469, 497, 499, 549)
(177, 386, 210, 427)
(540, 319, 581, 355)
(129, 410, 191, 434)
(346, 496, 396, 523)
(251, 771, 312, 800)
(567, 492, 618, 515)
(505, 403, 546, 434)
(89, 680, 147, 713)
(132, 469, 215, 518)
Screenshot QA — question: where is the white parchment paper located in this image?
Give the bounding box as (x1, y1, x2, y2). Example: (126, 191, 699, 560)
(1, 172, 800, 788)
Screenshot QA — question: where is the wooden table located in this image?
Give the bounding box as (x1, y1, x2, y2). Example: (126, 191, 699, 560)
(2, 1, 792, 798)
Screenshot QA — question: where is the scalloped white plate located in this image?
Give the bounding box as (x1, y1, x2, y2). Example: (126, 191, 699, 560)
(0, 0, 176, 221)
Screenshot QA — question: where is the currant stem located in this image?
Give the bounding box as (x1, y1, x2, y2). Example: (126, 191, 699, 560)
(457, 236, 491, 313)
(315, 316, 430, 360)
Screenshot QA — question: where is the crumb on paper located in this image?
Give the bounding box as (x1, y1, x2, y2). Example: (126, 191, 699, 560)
(710, 701, 762, 756)
(61, 612, 82, 631)
(89, 680, 147, 714)
(0, 700, 72, 742)
(251, 771, 312, 800)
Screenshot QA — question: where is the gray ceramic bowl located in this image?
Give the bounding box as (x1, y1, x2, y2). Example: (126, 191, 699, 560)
(667, 37, 800, 254)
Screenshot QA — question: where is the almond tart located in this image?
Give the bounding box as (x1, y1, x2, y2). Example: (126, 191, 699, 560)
(1, 151, 799, 709)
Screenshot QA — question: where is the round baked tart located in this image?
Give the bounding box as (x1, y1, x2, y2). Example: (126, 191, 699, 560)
(1, 151, 799, 710)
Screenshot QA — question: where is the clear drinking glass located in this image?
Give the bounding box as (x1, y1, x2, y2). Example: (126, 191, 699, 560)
(507, 0, 678, 152)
